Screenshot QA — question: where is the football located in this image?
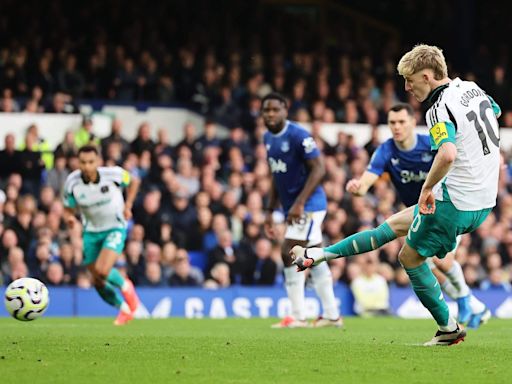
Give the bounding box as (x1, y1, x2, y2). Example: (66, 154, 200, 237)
(4, 278, 50, 321)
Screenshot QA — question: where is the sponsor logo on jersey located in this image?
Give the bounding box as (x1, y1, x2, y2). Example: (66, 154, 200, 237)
(400, 170, 428, 184)
(268, 157, 287, 173)
(302, 137, 317, 154)
(265, 144, 271, 151)
(430, 122, 449, 146)
(391, 157, 399, 166)
(281, 141, 290, 152)
(421, 152, 433, 163)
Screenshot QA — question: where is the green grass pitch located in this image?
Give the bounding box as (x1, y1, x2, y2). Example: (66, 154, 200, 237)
(1, 317, 511, 384)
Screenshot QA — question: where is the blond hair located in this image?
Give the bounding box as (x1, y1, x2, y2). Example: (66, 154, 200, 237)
(397, 44, 448, 80)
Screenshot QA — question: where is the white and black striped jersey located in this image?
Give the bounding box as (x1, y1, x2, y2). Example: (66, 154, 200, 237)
(425, 77, 501, 211)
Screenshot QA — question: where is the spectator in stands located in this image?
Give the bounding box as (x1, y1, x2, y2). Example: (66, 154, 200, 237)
(45, 153, 68, 195)
(140, 261, 166, 287)
(46, 261, 66, 286)
(169, 191, 197, 246)
(75, 116, 100, 148)
(194, 120, 221, 159)
(58, 242, 78, 284)
(0, 133, 20, 184)
(154, 128, 173, 157)
(133, 188, 164, 243)
(125, 239, 145, 285)
(114, 58, 142, 101)
(350, 254, 391, 316)
(76, 268, 92, 289)
(175, 158, 200, 198)
(480, 268, 512, 292)
(18, 124, 53, 169)
(207, 229, 244, 283)
(169, 248, 203, 287)
(131, 122, 154, 155)
(204, 262, 231, 289)
(252, 237, 277, 285)
(57, 54, 85, 98)
(54, 130, 78, 159)
(46, 92, 78, 114)
(101, 119, 131, 159)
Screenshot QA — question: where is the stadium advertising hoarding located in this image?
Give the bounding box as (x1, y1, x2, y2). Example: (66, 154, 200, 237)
(1, 286, 511, 319)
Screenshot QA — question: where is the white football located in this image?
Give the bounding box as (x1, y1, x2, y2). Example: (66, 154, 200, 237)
(4, 278, 50, 321)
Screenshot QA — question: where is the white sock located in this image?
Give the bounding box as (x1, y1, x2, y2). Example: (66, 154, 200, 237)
(310, 262, 340, 320)
(284, 266, 306, 321)
(306, 247, 328, 263)
(444, 261, 470, 298)
(439, 316, 458, 332)
(121, 281, 130, 291)
(442, 281, 486, 315)
(441, 281, 459, 300)
(469, 294, 486, 314)
(120, 302, 131, 314)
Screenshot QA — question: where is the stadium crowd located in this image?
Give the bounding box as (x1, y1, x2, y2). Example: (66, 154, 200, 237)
(1, 0, 512, 127)
(1, 0, 512, 293)
(1, 114, 512, 292)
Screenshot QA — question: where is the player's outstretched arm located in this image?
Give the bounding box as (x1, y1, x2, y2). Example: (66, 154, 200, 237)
(346, 171, 379, 196)
(419, 142, 456, 214)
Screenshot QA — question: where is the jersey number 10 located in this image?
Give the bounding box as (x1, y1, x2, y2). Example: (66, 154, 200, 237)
(466, 99, 500, 155)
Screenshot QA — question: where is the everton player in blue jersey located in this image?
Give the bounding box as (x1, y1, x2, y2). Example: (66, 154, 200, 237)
(262, 93, 341, 328)
(295, 103, 490, 328)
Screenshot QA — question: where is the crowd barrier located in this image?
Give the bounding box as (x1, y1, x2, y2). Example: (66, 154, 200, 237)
(1, 285, 511, 319)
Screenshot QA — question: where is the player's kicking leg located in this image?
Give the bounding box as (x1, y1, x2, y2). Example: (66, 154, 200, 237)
(291, 206, 415, 269)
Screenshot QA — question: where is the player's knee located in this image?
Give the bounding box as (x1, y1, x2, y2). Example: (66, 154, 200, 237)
(92, 274, 106, 288)
(398, 249, 423, 269)
(94, 265, 110, 280)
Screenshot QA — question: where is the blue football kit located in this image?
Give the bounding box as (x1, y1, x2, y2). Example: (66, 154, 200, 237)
(367, 134, 433, 207)
(264, 120, 327, 215)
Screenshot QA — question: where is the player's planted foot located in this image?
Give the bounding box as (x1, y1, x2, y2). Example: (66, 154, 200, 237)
(121, 278, 140, 314)
(312, 316, 343, 328)
(467, 308, 491, 329)
(114, 309, 134, 326)
(271, 316, 309, 328)
(456, 295, 472, 324)
(423, 324, 466, 346)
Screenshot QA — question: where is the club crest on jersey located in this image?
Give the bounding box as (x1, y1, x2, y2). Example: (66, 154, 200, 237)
(265, 144, 271, 151)
(101, 185, 110, 193)
(421, 152, 433, 163)
(280, 141, 290, 152)
(391, 157, 399, 166)
(302, 137, 317, 154)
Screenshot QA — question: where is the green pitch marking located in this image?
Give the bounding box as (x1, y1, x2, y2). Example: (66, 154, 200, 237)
(0, 317, 511, 384)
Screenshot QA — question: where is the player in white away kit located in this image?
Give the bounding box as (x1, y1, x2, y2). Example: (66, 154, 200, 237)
(262, 92, 341, 328)
(292, 45, 500, 345)
(63, 145, 141, 325)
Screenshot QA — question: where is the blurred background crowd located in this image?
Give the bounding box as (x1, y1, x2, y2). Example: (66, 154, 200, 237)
(1, 0, 512, 299)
